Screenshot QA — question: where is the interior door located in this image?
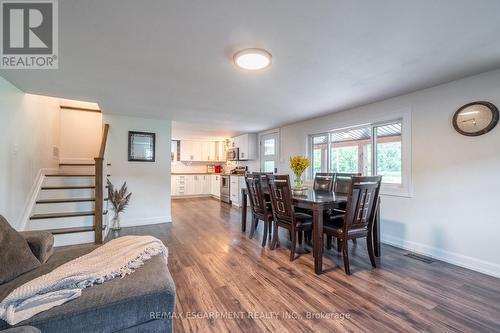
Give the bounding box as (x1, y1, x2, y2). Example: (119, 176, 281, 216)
(260, 132, 279, 173)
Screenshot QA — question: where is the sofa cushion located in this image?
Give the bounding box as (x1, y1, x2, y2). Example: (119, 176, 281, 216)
(0, 245, 176, 333)
(19, 231, 54, 264)
(0, 216, 40, 284)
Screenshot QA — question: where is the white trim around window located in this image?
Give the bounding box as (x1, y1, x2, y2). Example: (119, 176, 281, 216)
(308, 109, 413, 198)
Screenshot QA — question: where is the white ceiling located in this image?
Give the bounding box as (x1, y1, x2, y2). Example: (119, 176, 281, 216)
(2, 0, 500, 136)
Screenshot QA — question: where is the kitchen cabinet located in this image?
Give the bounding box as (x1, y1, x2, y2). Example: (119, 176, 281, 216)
(229, 175, 248, 207)
(231, 134, 257, 160)
(211, 174, 221, 197)
(180, 140, 226, 162)
(171, 174, 215, 197)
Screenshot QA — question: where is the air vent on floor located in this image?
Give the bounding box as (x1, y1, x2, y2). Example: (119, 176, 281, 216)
(405, 253, 435, 264)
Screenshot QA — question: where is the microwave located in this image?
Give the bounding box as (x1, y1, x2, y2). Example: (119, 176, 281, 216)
(226, 148, 239, 161)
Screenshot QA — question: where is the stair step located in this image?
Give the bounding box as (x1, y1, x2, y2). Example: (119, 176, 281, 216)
(45, 174, 111, 177)
(59, 163, 95, 166)
(47, 226, 96, 235)
(59, 163, 111, 166)
(30, 210, 108, 220)
(36, 198, 108, 204)
(42, 185, 96, 190)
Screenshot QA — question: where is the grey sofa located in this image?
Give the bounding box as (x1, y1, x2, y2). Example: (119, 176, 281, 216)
(0, 233, 176, 332)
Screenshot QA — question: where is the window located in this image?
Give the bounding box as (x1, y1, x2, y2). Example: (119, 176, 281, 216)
(311, 134, 328, 174)
(310, 119, 409, 196)
(330, 127, 371, 175)
(263, 138, 275, 155)
(375, 123, 402, 184)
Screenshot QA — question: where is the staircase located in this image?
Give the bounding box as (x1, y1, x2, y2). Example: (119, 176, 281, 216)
(27, 124, 110, 247)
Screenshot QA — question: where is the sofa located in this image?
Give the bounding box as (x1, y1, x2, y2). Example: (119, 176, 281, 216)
(0, 224, 176, 332)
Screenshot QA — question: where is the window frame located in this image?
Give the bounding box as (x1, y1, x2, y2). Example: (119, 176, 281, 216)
(309, 116, 412, 197)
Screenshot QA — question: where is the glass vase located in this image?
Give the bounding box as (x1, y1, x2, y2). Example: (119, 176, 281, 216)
(294, 175, 304, 188)
(111, 213, 121, 231)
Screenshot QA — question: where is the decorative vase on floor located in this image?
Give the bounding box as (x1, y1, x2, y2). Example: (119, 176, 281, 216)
(111, 213, 121, 231)
(108, 180, 132, 232)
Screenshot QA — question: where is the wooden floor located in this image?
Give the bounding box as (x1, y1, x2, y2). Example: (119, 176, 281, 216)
(113, 197, 500, 333)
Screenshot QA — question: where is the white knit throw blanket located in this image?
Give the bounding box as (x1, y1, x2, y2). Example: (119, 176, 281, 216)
(0, 235, 168, 325)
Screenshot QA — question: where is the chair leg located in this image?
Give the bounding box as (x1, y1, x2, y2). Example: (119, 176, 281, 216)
(262, 219, 268, 247)
(249, 215, 258, 239)
(290, 229, 297, 261)
(367, 233, 376, 268)
(298, 230, 303, 246)
(342, 238, 351, 275)
(268, 221, 273, 240)
(271, 222, 279, 250)
(352, 238, 357, 244)
(326, 235, 332, 250)
(337, 238, 342, 252)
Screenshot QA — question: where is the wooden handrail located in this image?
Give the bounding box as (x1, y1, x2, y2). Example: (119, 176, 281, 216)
(99, 124, 110, 158)
(60, 105, 101, 113)
(94, 123, 110, 244)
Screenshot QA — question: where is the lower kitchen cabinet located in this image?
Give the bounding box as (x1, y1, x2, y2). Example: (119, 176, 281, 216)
(211, 174, 221, 198)
(172, 174, 221, 198)
(229, 175, 247, 207)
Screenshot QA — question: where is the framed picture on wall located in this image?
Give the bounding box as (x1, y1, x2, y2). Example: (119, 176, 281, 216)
(128, 131, 156, 162)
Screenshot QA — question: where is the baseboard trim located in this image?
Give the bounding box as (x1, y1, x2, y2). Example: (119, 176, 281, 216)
(381, 234, 500, 278)
(16, 168, 58, 231)
(116, 215, 172, 228)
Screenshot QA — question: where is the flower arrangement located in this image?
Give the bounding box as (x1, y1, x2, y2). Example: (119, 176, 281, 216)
(107, 180, 132, 230)
(289, 155, 310, 189)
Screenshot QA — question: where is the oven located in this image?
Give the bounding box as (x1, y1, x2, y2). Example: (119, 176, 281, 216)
(226, 148, 239, 161)
(220, 175, 231, 204)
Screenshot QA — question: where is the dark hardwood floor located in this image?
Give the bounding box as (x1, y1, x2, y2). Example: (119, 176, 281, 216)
(111, 197, 500, 333)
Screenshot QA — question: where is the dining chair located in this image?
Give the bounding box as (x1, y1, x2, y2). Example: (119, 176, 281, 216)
(313, 173, 335, 191)
(323, 176, 382, 275)
(267, 174, 313, 261)
(245, 173, 273, 247)
(333, 172, 362, 195)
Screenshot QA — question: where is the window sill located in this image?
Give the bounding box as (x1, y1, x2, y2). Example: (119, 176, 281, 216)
(380, 185, 413, 198)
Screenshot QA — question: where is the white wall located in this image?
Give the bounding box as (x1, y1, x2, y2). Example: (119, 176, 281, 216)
(271, 69, 500, 277)
(60, 109, 102, 162)
(0, 77, 61, 229)
(103, 114, 172, 226)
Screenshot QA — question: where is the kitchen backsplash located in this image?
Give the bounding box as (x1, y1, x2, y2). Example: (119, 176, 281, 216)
(172, 161, 227, 173)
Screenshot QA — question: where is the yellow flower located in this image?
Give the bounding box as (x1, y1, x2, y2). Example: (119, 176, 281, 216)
(289, 155, 310, 177)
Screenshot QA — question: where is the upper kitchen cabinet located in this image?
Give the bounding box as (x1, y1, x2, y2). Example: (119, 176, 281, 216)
(232, 134, 257, 160)
(179, 140, 226, 162)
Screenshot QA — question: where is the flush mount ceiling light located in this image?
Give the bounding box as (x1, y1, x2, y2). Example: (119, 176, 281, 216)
(233, 48, 272, 70)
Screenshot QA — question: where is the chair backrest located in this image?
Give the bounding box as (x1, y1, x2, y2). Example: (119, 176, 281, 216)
(253, 172, 272, 191)
(313, 173, 334, 191)
(333, 172, 362, 194)
(267, 174, 294, 224)
(245, 173, 266, 216)
(343, 176, 382, 232)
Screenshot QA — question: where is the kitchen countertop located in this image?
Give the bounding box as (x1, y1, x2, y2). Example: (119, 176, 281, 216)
(172, 172, 218, 175)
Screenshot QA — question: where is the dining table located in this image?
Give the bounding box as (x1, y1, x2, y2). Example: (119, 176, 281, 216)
(240, 187, 381, 275)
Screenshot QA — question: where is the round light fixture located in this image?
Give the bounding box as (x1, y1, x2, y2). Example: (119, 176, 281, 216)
(234, 48, 272, 70)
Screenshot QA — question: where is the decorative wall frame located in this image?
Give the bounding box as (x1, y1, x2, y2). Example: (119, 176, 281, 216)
(128, 131, 156, 162)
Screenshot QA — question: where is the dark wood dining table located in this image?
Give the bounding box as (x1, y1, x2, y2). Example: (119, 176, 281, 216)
(240, 188, 381, 275)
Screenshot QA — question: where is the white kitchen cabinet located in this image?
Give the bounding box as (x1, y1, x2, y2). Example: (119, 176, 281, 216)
(202, 175, 211, 194)
(180, 141, 199, 161)
(229, 175, 247, 207)
(172, 174, 213, 197)
(180, 140, 225, 161)
(211, 174, 221, 197)
(231, 134, 257, 160)
(216, 141, 226, 161)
